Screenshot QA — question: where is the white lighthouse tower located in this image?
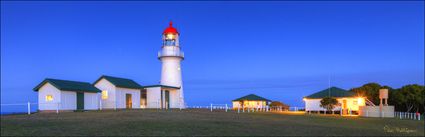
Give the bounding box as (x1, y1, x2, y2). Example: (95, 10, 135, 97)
(158, 21, 185, 108)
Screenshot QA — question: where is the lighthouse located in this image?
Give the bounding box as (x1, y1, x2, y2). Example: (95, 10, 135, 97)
(158, 21, 185, 108)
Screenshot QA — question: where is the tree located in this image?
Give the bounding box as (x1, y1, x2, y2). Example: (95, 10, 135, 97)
(320, 97, 338, 112)
(393, 84, 424, 113)
(350, 83, 384, 105)
(269, 101, 289, 111)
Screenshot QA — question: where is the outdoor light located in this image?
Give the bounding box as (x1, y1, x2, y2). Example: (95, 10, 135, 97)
(357, 97, 363, 104)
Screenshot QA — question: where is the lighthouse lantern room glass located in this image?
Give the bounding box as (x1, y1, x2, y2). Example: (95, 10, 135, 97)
(162, 22, 179, 46)
(158, 21, 184, 59)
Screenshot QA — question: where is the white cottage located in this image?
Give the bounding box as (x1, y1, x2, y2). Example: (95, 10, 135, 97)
(232, 94, 271, 109)
(303, 87, 366, 114)
(93, 75, 182, 109)
(93, 75, 143, 109)
(33, 79, 101, 111)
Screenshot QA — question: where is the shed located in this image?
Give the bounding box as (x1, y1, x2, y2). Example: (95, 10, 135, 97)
(33, 78, 101, 111)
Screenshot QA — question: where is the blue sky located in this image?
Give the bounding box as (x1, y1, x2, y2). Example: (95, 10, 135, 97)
(1, 1, 424, 111)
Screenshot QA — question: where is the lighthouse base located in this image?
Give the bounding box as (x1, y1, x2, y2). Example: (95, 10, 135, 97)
(144, 85, 184, 109)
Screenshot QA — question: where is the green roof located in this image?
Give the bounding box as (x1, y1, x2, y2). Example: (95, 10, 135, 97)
(233, 94, 271, 101)
(33, 78, 101, 93)
(143, 85, 180, 89)
(94, 75, 143, 89)
(305, 87, 355, 99)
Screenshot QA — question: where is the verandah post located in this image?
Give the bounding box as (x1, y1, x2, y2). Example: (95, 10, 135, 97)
(225, 104, 228, 112)
(99, 98, 102, 110)
(56, 103, 59, 114)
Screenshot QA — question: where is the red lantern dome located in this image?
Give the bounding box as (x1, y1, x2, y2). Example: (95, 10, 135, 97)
(163, 21, 179, 35)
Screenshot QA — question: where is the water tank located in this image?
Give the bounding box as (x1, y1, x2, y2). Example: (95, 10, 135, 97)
(379, 89, 388, 99)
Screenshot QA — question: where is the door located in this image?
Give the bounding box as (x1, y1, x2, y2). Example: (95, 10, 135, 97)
(342, 99, 347, 115)
(342, 100, 347, 109)
(140, 90, 147, 108)
(126, 94, 132, 109)
(165, 90, 170, 109)
(77, 92, 84, 110)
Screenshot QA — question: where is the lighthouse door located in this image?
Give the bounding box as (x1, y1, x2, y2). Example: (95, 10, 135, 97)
(165, 90, 170, 109)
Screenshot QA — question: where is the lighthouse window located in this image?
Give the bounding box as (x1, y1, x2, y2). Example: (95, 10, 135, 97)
(165, 40, 176, 46)
(166, 34, 175, 39)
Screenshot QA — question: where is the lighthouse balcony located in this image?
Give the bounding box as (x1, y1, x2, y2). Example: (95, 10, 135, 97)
(158, 50, 184, 59)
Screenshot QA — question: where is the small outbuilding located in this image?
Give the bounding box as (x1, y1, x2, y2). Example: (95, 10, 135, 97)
(232, 94, 271, 109)
(303, 87, 366, 114)
(93, 75, 143, 109)
(33, 78, 101, 111)
(143, 85, 181, 109)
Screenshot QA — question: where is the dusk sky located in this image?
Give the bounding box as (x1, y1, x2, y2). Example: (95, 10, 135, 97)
(1, 1, 424, 111)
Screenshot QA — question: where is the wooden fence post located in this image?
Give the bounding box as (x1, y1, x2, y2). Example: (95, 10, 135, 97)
(27, 102, 31, 115)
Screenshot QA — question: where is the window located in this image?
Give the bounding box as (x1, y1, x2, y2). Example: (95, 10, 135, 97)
(102, 90, 108, 99)
(353, 100, 358, 105)
(45, 95, 53, 102)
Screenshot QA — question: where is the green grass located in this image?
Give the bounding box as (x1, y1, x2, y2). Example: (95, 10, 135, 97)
(1, 109, 423, 136)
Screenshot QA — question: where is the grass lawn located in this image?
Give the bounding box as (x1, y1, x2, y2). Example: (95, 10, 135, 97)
(1, 109, 423, 136)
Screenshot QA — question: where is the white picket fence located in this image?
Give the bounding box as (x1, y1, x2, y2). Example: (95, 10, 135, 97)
(395, 111, 422, 121)
(1, 102, 60, 115)
(186, 104, 304, 113)
(2, 102, 422, 121)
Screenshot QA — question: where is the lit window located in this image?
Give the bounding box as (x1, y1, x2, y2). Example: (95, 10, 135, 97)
(102, 90, 108, 99)
(46, 95, 53, 102)
(166, 34, 175, 40)
(353, 100, 358, 105)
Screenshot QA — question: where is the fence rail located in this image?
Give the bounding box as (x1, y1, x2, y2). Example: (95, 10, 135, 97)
(1, 102, 59, 115)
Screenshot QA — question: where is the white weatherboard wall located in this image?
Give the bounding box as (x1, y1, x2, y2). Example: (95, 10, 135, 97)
(169, 89, 180, 108)
(94, 78, 116, 109)
(146, 87, 161, 108)
(305, 98, 365, 111)
(116, 87, 140, 109)
(232, 101, 241, 109)
(60, 91, 77, 110)
(305, 99, 325, 111)
(38, 83, 61, 110)
(232, 101, 267, 109)
(84, 92, 99, 110)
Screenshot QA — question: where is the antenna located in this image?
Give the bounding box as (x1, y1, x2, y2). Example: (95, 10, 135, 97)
(328, 74, 331, 97)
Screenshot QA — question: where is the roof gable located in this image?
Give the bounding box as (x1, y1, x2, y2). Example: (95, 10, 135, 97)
(94, 75, 143, 89)
(33, 78, 101, 93)
(233, 94, 271, 101)
(305, 87, 355, 99)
